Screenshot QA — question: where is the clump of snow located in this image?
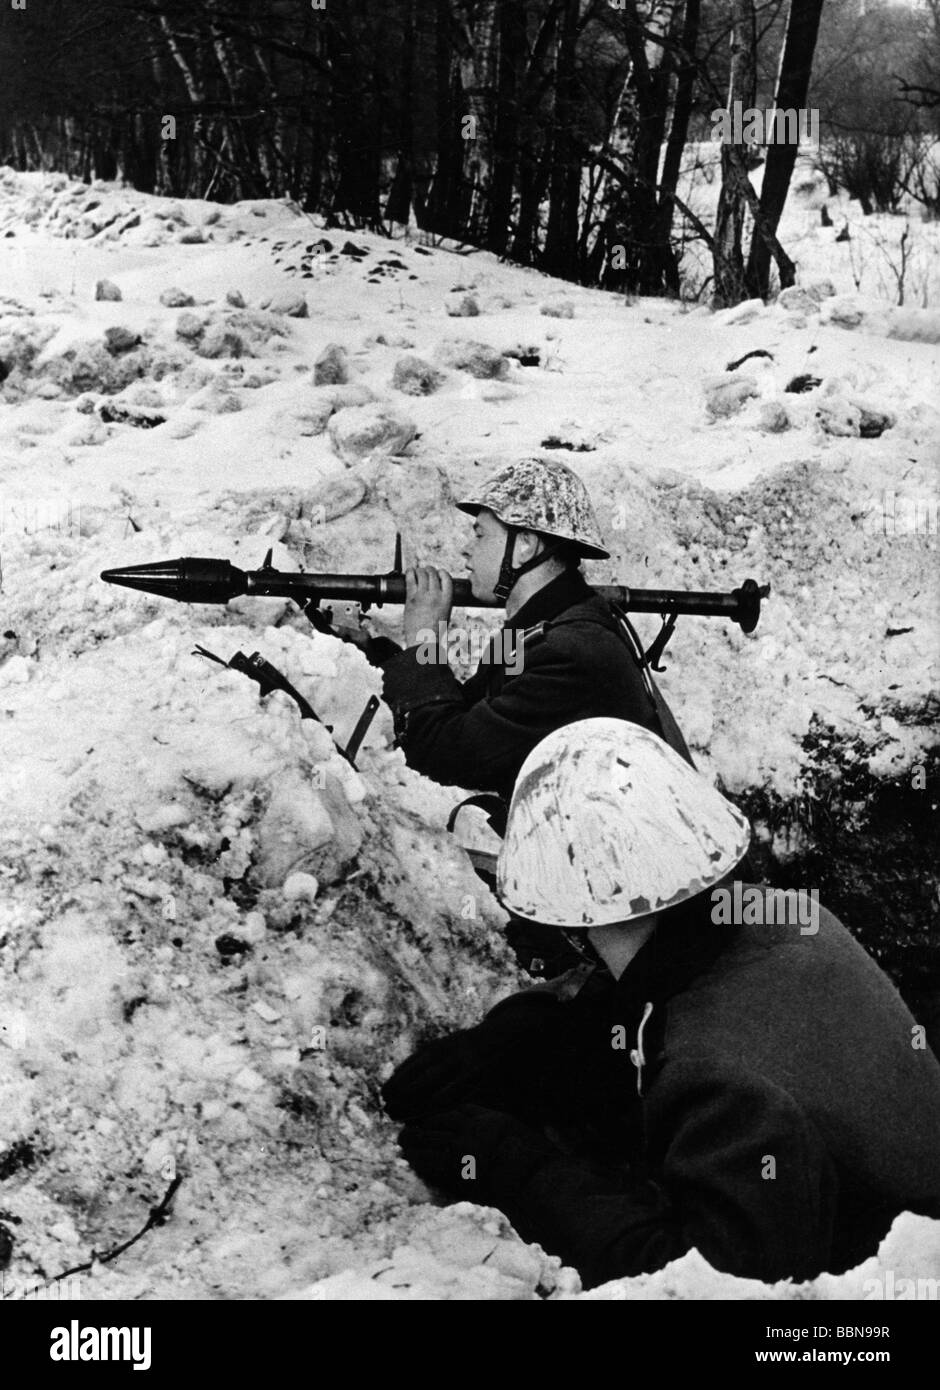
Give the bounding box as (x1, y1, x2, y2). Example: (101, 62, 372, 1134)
(857, 404, 895, 437)
(259, 289, 308, 318)
(714, 297, 767, 327)
(185, 381, 242, 414)
(392, 354, 445, 396)
(196, 324, 249, 360)
(540, 297, 575, 319)
(436, 338, 510, 379)
(282, 873, 320, 904)
(809, 278, 836, 300)
(886, 308, 940, 345)
(777, 280, 836, 315)
(291, 1204, 578, 1300)
(44, 341, 153, 397)
(275, 394, 337, 439)
(778, 287, 819, 314)
(814, 395, 863, 437)
(327, 403, 417, 464)
(160, 288, 196, 308)
(367, 331, 415, 350)
(0, 318, 58, 389)
(313, 343, 349, 386)
(65, 416, 110, 447)
(97, 400, 165, 429)
(103, 326, 141, 355)
(705, 373, 761, 420)
(824, 297, 867, 330)
(445, 293, 480, 317)
(175, 312, 204, 343)
(757, 399, 791, 433)
(326, 382, 374, 410)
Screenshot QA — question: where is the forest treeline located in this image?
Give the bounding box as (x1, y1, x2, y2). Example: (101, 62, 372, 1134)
(1, 0, 938, 304)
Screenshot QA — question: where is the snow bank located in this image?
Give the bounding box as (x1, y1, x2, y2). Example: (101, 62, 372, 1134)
(288, 1207, 940, 1302)
(0, 568, 515, 1296)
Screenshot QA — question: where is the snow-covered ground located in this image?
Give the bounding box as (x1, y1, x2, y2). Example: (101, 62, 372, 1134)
(0, 165, 938, 1300)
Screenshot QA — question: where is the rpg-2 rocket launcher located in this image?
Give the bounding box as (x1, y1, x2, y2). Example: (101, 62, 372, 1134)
(101, 534, 770, 668)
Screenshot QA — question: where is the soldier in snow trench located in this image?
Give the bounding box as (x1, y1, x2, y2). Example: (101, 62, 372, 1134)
(381, 719, 940, 1289)
(344, 455, 694, 978)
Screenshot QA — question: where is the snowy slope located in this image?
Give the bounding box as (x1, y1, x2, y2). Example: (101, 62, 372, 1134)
(1, 167, 938, 1300)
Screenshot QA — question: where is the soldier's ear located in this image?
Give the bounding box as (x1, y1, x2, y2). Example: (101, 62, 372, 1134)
(513, 529, 541, 562)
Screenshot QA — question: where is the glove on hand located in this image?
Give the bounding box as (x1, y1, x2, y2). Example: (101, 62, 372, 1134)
(305, 601, 401, 668)
(381, 994, 565, 1122)
(397, 1103, 558, 1203)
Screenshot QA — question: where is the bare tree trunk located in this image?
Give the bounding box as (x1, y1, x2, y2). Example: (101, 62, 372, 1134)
(424, 0, 470, 238)
(293, 5, 321, 210)
(745, 0, 824, 299)
(249, 37, 291, 198)
(511, 149, 550, 262)
(597, 1, 678, 294)
(125, 110, 157, 191)
(633, 7, 677, 293)
(713, 0, 756, 308)
(327, 15, 383, 227)
(303, 14, 325, 214)
(459, 0, 498, 240)
(385, 0, 416, 226)
(158, 14, 202, 104)
(205, 0, 250, 198)
(657, 0, 700, 295)
(486, 0, 526, 254)
(508, 0, 563, 263)
(543, 0, 581, 277)
(157, 12, 207, 191)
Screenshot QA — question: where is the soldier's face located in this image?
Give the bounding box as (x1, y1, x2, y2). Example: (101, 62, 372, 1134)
(462, 508, 511, 603)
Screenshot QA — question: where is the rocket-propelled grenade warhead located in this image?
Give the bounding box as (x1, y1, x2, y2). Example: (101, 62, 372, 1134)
(100, 553, 424, 607)
(101, 558, 250, 604)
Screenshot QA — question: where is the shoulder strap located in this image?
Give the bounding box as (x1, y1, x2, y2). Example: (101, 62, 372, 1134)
(543, 603, 695, 769)
(504, 620, 547, 661)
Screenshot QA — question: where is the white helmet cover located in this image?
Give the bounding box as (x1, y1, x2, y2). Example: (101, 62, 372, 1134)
(497, 718, 751, 928)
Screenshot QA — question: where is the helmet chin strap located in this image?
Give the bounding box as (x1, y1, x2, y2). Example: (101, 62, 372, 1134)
(493, 529, 564, 603)
(560, 930, 603, 966)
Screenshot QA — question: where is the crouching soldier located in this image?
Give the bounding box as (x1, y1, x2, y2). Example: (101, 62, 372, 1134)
(382, 719, 940, 1289)
(379, 455, 691, 797)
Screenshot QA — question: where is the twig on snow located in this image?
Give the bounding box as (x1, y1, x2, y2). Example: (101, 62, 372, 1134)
(3, 1174, 183, 1300)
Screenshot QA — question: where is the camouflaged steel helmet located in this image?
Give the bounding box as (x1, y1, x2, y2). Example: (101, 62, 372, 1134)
(456, 457, 610, 559)
(497, 718, 751, 928)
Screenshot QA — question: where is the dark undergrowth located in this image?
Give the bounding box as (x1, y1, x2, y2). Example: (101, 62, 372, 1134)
(733, 720, 940, 1049)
